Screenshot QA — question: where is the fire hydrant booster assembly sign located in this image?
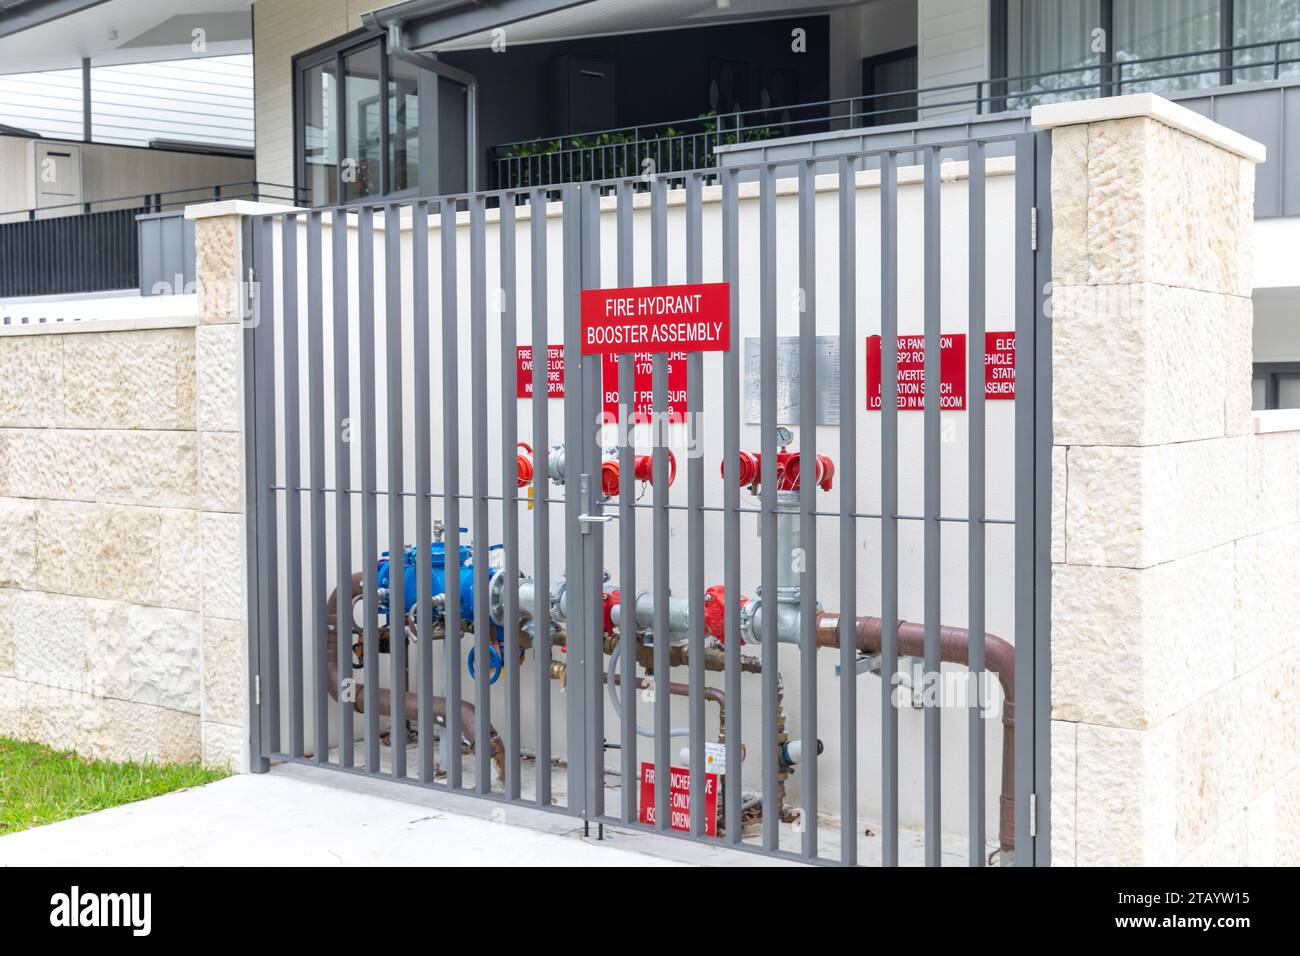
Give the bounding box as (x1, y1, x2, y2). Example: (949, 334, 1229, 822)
(580, 283, 731, 354)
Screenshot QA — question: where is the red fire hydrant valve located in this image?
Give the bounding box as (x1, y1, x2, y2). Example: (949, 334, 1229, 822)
(703, 584, 746, 642)
(722, 450, 835, 492)
(603, 590, 620, 636)
(515, 442, 535, 488)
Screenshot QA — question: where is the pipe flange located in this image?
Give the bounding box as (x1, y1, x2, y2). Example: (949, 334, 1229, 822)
(738, 596, 760, 644)
(487, 569, 512, 627)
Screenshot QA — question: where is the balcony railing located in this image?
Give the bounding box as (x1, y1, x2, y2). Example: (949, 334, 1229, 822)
(0, 181, 301, 299)
(489, 36, 1300, 190)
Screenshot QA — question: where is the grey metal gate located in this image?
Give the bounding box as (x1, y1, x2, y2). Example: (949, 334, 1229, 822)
(242, 130, 1052, 866)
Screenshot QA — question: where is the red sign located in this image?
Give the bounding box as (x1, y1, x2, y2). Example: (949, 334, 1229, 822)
(515, 344, 565, 398)
(984, 331, 1016, 400)
(602, 352, 688, 421)
(581, 283, 730, 355)
(867, 334, 968, 410)
(638, 762, 718, 835)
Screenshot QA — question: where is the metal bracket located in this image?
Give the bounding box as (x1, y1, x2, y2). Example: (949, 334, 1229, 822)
(578, 514, 612, 534)
(835, 651, 882, 678)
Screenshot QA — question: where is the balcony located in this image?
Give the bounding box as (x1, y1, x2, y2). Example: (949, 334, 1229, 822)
(0, 181, 300, 301)
(487, 35, 1300, 219)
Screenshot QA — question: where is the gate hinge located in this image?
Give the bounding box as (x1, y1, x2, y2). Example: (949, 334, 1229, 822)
(1029, 792, 1038, 837)
(1030, 207, 1038, 252)
(255, 674, 261, 706)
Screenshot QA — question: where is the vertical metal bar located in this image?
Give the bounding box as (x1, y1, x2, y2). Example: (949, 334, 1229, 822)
(759, 163, 779, 853)
(686, 173, 706, 839)
(255, 215, 281, 759)
(837, 155, 858, 866)
(530, 187, 553, 808)
(967, 141, 987, 866)
(880, 151, 900, 867)
(580, 182, 604, 823)
(922, 145, 943, 867)
(651, 176, 670, 832)
(500, 195, 522, 800)
(1013, 133, 1036, 867)
(797, 158, 818, 858)
(440, 199, 463, 790)
(242, 216, 268, 773)
(384, 204, 407, 780)
(561, 181, 586, 816)
(331, 209, 354, 769)
(358, 206, 381, 772)
(721, 168, 742, 846)
(1033, 131, 1054, 867)
(412, 201, 435, 783)
(616, 179, 637, 824)
(306, 210, 329, 765)
(81, 56, 91, 142)
(281, 213, 304, 760)
(470, 194, 491, 793)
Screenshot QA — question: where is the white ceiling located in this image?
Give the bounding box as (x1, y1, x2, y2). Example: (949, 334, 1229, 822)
(0, 0, 251, 74)
(434, 0, 868, 51)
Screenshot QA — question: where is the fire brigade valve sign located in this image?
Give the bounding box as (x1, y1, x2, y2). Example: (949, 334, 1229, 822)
(867, 332, 1016, 410)
(639, 763, 719, 835)
(515, 346, 688, 419)
(580, 283, 730, 355)
(515, 344, 565, 398)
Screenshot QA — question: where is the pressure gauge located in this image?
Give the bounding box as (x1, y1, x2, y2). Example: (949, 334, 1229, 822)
(775, 425, 794, 449)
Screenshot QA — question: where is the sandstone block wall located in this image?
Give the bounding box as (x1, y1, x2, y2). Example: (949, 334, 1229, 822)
(1037, 95, 1300, 865)
(0, 214, 250, 769)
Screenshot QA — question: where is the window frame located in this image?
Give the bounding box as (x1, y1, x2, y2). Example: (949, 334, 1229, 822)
(293, 29, 426, 207)
(1254, 361, 1300, 410)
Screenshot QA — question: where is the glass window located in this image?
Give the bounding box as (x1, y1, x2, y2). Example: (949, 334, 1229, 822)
(342, 43, 383, 201)
(388, 55, 421, 193)
(1112, 0, 1221, 94)
(1280, 376, 1300, 409)
(302, 61, 337, 206)
(1005, 1, 1103, 108)
(1233, 0, 1300, 82)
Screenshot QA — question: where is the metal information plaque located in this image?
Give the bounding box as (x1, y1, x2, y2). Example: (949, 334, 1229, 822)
(744, 335, 841, 425)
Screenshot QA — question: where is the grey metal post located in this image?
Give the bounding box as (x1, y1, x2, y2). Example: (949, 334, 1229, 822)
(440, 199, 462, 790)
(880, 151, 900, 867)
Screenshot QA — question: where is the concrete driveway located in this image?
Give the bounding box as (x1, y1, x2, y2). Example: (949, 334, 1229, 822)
(0, 763, 773, 866)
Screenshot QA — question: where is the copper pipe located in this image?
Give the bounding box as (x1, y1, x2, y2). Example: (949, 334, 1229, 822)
(815, 612, 1016, 859)
(325, 572, 505, 780)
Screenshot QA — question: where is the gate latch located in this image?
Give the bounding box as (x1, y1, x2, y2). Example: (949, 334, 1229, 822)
(578, 514, 613, 534)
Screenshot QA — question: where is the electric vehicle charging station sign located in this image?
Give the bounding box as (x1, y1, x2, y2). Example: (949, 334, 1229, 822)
(867, 332, 1016, 410)
(580, 283, 730, 354)
(639, 762, 719, 835)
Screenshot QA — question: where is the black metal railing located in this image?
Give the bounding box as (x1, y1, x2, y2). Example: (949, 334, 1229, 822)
(489, 36, 1300, 189)
(0, 181, 301, 298)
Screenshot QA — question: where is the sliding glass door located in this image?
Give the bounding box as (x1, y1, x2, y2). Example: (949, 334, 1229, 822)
(1004, 0, 1102, 108)
(1233, 0, 1300, 82)
(1000, 0, 1299, 107)
(1112, 0, 1221, 94)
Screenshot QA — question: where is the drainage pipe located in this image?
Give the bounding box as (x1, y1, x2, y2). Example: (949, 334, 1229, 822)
(814, 611, 1016, 858)
(325, 573, 505, 779)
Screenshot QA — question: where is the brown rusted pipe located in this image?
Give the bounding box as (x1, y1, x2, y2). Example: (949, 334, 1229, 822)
(326, 572, 505, 780)
(815, 612, 1016, 859)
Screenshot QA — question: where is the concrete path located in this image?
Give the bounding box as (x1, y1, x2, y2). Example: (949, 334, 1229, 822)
(0, 763, 781, 866)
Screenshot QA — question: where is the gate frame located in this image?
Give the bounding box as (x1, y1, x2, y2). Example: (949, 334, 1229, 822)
(239, 130, 1055, 865)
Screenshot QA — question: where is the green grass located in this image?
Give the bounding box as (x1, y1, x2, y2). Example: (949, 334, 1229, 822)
(0, 737, 229, 835)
